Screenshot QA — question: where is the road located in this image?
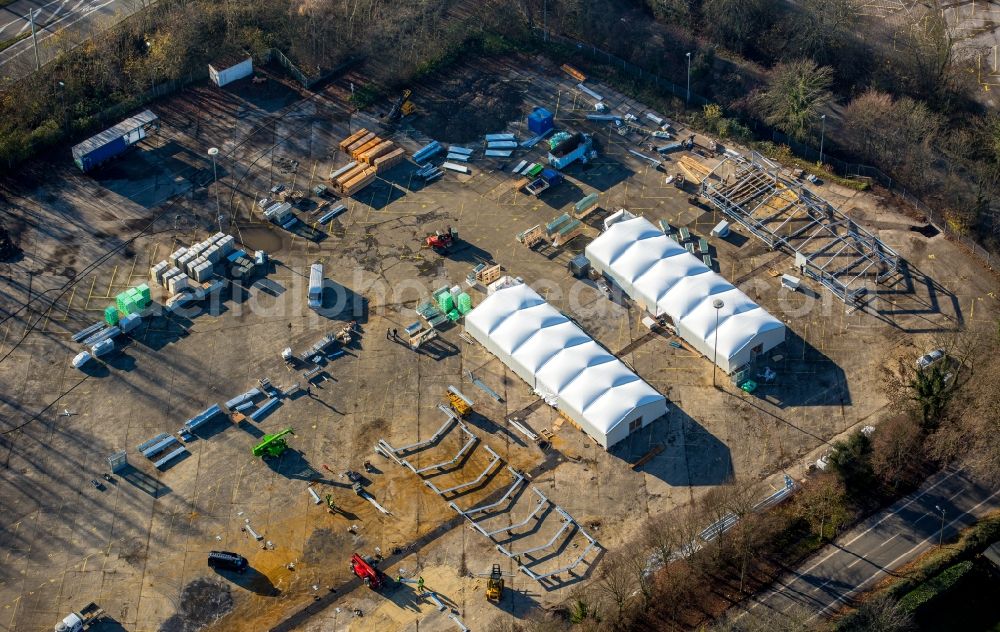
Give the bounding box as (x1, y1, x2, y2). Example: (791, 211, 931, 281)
(746, 468, 1000, 621)
(0, 0, 149, 82)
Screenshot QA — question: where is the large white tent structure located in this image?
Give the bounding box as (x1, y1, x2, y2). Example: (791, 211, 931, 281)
(465, 283, 667, 448)
(586, 213, 785, 374)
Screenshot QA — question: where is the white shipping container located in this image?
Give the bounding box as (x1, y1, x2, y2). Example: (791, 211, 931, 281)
(209, 57, 253, 88)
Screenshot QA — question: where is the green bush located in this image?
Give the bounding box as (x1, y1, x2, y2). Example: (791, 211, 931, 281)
(349, 85, 381, 109)
(897, 560, 973, 614)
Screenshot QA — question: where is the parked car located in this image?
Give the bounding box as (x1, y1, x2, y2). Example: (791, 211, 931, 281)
(916, 348, 945, 370)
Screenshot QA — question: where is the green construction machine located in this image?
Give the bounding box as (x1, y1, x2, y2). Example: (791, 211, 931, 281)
(253, 427, 294, 459)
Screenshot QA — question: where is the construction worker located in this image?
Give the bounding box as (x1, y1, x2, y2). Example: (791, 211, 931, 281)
(417, 576, 425, 593)
(386, 328, 391, 339)
(392, 328, 398, 340)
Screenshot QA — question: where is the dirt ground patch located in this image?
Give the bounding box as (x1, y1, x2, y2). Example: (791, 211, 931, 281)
(411, 72, 523, 142)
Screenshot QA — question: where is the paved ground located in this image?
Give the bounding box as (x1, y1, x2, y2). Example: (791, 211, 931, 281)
(0, 0, 143, 82)
(744, 468, 1000, 622)
(0, 54, 996, 632)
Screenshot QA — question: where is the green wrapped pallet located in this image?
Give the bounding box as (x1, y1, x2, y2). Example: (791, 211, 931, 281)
(457, 293, 472, 314)
(104, 305, 120, 325)
(447, 309, 460, 321)
(438, 293, 454, 313)
(123, 297, 137, 315)
(136, 283, 151, 300)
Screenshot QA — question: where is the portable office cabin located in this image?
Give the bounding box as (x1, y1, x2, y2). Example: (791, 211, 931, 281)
(209, 55, 253, 87)
(72, 110, 160, 172)
(464, 282, 667, 448)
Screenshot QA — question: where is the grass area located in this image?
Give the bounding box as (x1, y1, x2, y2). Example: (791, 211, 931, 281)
(910, 562, 1000, 631)
(0, 31, 30, 53)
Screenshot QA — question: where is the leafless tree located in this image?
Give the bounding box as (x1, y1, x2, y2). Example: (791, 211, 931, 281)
(839, 593, 914, 632)
(596, 552, 638, 626)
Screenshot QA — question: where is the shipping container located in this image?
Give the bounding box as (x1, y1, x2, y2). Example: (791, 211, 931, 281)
(209, 56, 253, 87)
(71, 110, 159, 172)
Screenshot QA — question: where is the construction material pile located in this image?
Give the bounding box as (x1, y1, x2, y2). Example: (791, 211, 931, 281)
(331, 129, 405, 196)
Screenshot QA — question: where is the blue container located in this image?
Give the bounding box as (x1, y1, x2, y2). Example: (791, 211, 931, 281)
(541, 168, 562, 184)
(528, 107, 554, 135)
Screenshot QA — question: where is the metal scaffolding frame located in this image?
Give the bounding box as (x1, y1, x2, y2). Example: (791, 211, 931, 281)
(701, 152, 901, 303)
(377, 422, 600, 586)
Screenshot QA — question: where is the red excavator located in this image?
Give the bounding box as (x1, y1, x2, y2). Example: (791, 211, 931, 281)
(424, 227, 458, 255)
(350, 553, 384, 590)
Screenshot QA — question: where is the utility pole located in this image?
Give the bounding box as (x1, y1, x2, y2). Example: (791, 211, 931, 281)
(686, 52, 692, 106)
(28, 9, 40, 71)
(712, 298, 724, 388)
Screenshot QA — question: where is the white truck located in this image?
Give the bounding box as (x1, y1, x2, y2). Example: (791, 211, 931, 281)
(55, 603, 104, 632)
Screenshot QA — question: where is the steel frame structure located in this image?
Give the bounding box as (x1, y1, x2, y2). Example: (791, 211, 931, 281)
(378, 423, 600, 586)
(701, 152, 900, 303)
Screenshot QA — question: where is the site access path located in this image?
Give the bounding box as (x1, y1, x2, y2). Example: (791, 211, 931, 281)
(0, 0, 149, 82)
(745, 467, 1000, 620)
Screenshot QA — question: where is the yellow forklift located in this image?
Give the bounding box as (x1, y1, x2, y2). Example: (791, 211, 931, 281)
(486, 564, 504, 601)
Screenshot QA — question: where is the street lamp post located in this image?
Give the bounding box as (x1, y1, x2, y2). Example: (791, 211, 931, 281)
(935, 505, 946, 546)
(819, 114, 826, 165)
(208, 147, 221, 231)
(712, 298, 724, 388)
(686, 52, 692, 106)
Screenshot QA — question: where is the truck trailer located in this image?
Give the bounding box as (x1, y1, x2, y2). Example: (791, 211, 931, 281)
(71, 110, 160, 173)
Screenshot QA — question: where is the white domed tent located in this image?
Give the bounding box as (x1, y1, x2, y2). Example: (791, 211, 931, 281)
(586, 213, 785, 374)
(464, 282, 667, 449)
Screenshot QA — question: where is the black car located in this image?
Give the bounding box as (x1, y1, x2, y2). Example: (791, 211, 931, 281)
(208, 551, 248, 573)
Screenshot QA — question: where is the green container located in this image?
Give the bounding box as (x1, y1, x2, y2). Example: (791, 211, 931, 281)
(438, 293, 454, 313)
(123, 298, 137, 315)
(104, 305, 120, 325)
(447, 309, 460, 321)
(136, 283, 151, 299)
(457, 293, 472, 314)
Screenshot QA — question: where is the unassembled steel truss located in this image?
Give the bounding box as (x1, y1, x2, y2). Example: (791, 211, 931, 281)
(701, 152, 900, 303)
(377, 413, 600, 586)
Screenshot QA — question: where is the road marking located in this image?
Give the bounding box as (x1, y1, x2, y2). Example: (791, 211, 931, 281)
(746, 469, 967, 614)
(878, 533, 899, 547)
(0, 0, 116, 68)
(809, 488, 1000, 621)
(766, 469, 963, 588)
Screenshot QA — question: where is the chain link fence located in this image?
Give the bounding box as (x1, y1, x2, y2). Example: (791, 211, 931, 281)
(536, 29, 994, 270)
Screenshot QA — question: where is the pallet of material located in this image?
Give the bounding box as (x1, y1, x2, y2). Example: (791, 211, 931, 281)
(351, 137, 383, 160)
(448, 146, 473, 156)
(512, 160, 528, 174)
(339, 128, 370, 152)
(485, 133, 515, 142)
(335, 164, 367, 186)
(442, 162, 470, 174)
(373, 147, 406, 173)
(359, 140, 395, 165)
(318, 205, 347, 224)
(446, 152, 470, 162)
(678, 155, 711, 184)
(329, 161, 358, 181)
(346, 132, 376, 154)
(485, 149, 512, 158)
(486, 140, 517, 149)
(340, 168, 377, 195)
(561, 64, 587, 82)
